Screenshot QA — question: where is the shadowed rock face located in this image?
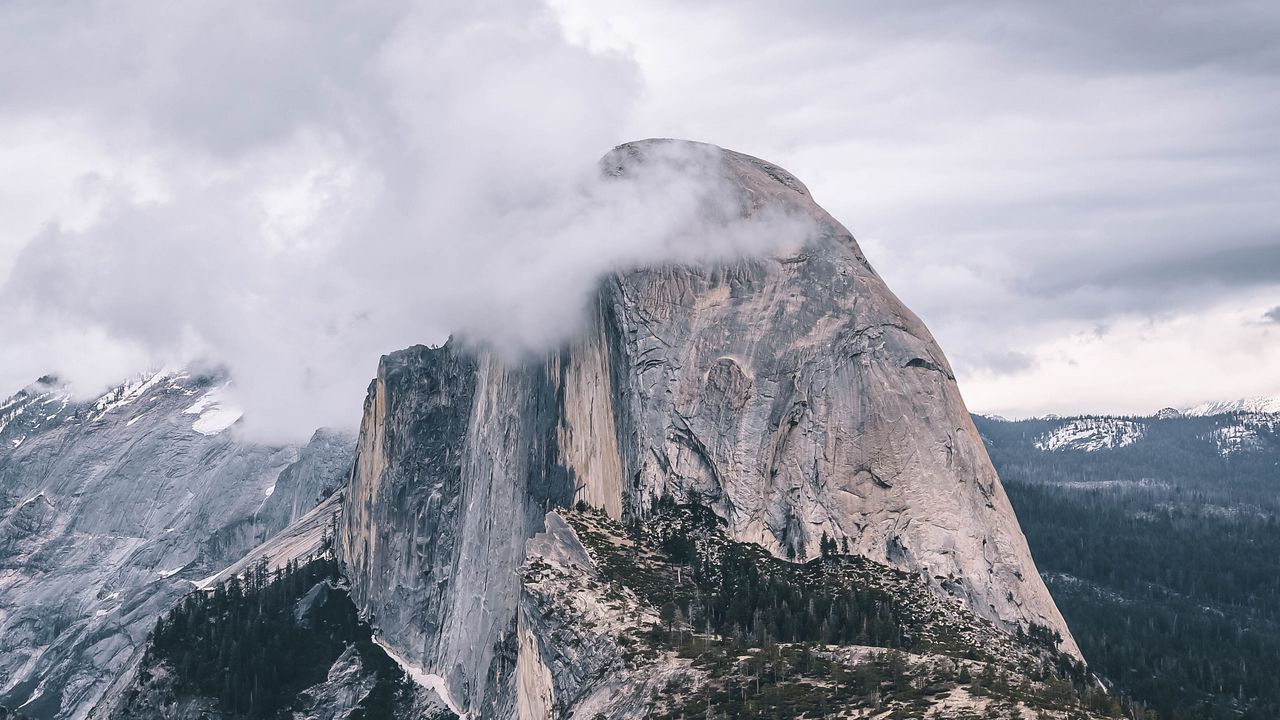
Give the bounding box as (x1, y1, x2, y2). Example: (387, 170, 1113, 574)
(340, 346, 579, 718)
(338, 139, 1079, 716)
(0, 372, 354, 720)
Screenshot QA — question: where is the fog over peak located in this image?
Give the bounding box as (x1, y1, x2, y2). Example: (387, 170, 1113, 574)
(0, 2, 821, 440)
(4, 0, 1279, 434)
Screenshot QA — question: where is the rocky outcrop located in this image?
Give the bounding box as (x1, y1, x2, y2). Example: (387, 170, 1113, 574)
(0, 371, 354, 719)
(515, 506, 1096, 719)
(338, 139, 1080, 716)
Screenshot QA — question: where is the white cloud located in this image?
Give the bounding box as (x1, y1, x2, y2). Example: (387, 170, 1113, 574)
(552, 0, 1280, 415)
(958, 291, 1280, 418)
(2, 0, 1278, 436)
(0, 1, 819, 439)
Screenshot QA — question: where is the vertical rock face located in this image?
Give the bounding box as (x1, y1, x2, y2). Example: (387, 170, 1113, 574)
(338, 139, 1079, 716)
(339, 347, 577, 717)
(0, 371, 354, 720)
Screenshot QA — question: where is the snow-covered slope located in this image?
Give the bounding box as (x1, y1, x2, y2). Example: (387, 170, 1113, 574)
(1205, 414, 1279, 457)
(1173, 397, 1280, 457)
(1035, 418, 1145, 452)
(1185, 396, 1280, 417)
(0, 372, 354, 720)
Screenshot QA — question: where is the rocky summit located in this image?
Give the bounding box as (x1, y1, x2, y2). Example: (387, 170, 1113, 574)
(333, 140, 1086, 717)
(7, 141, 1112, 720)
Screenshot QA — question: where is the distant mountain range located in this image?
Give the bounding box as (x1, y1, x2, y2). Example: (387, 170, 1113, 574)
(978, 397, 1280, 458)
(975, 403, 1280, 719)
(1182, 396, 1280, 417)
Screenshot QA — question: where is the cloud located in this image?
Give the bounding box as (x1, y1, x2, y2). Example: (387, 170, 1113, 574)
(959, 350, 1037, 377)
(0, 1, 816, 440)
(959, 290, 1280, 418)
(554, 0, 1280, 415)
(3, 0, 1279, 433)
(1265, 306, 1280, 323)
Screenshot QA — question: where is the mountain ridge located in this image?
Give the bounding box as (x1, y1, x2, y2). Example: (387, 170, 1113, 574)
(0, 370, 354, 719)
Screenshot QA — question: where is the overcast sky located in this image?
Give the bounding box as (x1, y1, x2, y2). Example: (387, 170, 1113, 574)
(2, 0, 1278, 437)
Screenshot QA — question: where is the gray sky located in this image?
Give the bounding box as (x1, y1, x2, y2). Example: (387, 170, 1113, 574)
(2, 0, 1278, 437)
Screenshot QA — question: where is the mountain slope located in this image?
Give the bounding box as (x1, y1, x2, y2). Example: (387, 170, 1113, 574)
(0, 371, 354, 719)
(107, 557, 456, 720)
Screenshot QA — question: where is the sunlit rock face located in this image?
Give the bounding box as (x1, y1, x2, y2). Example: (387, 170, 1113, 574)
(0, 371, 354, 720)
(338, 139, 1079, 716)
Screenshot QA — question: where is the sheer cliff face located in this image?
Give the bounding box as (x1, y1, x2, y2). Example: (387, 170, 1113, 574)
(339, 139, 1079, 714)
(339, 348, 577, 718)
(0, 372, 354, 720)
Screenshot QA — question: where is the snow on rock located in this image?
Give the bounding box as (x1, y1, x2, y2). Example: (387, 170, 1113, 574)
(0, 371, 353, 720)
(87, 369, 173, 423)
(1206, 414, 1278, 457)
(371, 635, 469, 720)
(190, 406, 243, 435)
(0, 398, 30, 438)
(1035, 418, 1145, 452)
(1186, 396, 1280, 417)
(1, 382, 72, 442)
(183, 386, 243, 435)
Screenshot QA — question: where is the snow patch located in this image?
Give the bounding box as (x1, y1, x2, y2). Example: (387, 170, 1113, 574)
(18, 492, 53, 509)
(0, 401, 29, 436)
(371, 634, 470, 719)
(191, 406, 243, 435)
(17, 687, 43, 710)
(1206, 414, 1277, 456)
(192, 572, 224, 590)
(1052, 477, 1171, 491)
(89, 368, 173, 422)
(1035, 418, 1144, 452)
(184, 385, 243, 435)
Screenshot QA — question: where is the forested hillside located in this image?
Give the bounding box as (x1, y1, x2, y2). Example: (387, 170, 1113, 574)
(111, 555, 456, 719)
(978, 411, 1280, 720)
